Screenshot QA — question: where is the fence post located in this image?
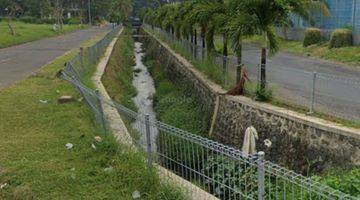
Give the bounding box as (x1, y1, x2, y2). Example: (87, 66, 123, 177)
(257, 151, 265, 200)
(80, 47, 84, 69)
(223, 56, 228, 86)
(145, 114, 153, 168)
(309, 72, 317, 114)
(95, 90, 107, 135)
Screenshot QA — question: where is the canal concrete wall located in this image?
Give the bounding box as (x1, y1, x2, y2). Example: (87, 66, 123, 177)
(142, 28, 360, 173)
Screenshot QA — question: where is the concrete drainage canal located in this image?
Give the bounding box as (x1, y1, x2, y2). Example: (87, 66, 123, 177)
(106, 29, 359, 199)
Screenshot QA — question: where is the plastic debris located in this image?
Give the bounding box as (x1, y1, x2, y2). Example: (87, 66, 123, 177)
(103, 166, 114, 173)
(0, 183, 7, 190)
(132, 190, 141, 199)
(91, 143, 96, 150)
(65, 143, 74, 150)
(39, 100, 48, 104)
(94, 136, 102, 142)
(58, 96, 75, 104)
(0, 184, 7, 189)
(264, 139, 272, 148)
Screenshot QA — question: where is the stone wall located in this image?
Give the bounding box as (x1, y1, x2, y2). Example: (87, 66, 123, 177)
(140, 33, 223, 114)
(141, 28, 360, 173)
(214, 95, 360, 173)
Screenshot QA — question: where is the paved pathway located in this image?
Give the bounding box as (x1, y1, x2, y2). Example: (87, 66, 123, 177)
(0, 26, 111, 89)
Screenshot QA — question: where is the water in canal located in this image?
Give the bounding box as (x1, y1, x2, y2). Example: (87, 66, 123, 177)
(132, 41, 158, 151)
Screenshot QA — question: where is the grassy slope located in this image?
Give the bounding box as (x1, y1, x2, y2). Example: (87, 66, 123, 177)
(143, 52, 211, 137)
(0, 21, 85, 49)
(102, 32, 138, 112)
(0, 31, 184, 199)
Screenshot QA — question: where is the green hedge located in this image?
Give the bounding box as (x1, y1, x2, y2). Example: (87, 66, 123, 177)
(303, 28, 323, 47)
(329, 29, 353, 48)
(67, 17, 82, 25)
(17, 16, 82, 25)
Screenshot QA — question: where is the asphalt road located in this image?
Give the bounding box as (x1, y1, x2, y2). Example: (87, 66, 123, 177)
(0, 26, 111, 89)
(230, 43, 360, 120)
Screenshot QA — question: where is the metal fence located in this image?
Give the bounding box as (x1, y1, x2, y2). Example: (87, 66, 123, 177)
(143, 24, 360, 122)
(62, 25, 122, 133)
(66, 25, 122, 83)
(56, 30, 357, 199)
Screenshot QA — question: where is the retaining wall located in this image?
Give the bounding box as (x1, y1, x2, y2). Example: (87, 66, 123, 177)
(142, 28, 360, 173)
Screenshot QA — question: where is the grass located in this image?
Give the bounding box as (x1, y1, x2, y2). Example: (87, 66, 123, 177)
(0, 21, 86, 49)
(148, 29, 226, 88)
(239, 34, 360, 67)
(313, 168, 360, 197)
(102, 31, 138, 111)
(144, 55, 211, 137)
(0, 29, 186, 199)
(101, 30, 142, 143)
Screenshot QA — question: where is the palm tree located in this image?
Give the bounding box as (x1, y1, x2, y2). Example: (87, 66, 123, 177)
(109, 0, 133, 22)
(188, 0, 228, 55)
(229, 0, 325, 90)
(226, 0, 256, 81)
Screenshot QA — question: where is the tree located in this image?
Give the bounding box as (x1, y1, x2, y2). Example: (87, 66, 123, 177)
(228, 0, 319, 90)
(109, 0, 133, 22)
(54, 1, 64, 31)
(5, 1, 22, 35)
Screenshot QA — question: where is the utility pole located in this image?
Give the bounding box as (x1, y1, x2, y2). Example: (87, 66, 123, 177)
(88, 0, 91, 25)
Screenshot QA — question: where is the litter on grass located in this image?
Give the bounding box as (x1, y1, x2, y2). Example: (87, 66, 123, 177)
(94, 136, 102, 142)
(0, 183, 8, 190)
(65, 143, 74, 150)
(132, 190, 141, 199)
(103, 166, 114, 173)
(39, 100, 49, 104)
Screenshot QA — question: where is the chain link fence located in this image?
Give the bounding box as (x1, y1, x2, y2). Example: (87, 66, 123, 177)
(143, 24, 360, 122)
(55, 29, 357, 199)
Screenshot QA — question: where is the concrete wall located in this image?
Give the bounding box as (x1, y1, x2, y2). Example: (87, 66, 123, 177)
(142, 29, 360, 173)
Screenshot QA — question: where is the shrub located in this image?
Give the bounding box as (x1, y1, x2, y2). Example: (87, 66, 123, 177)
(67, 17, 82, 25)
(255, 84, 272, 102)
(329, 29, 353, 48)
(303, 28, 323, 47)
(41, 18, 55, 24)
(19, 16, 42, 24)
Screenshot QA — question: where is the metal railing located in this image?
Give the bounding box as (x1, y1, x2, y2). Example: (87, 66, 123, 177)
(56, 31, 356, 199)
(143, 24, 360, 122)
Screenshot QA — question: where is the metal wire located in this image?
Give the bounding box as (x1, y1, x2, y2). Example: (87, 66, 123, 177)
(58, 67, 357, 199)
(143, 24, 360, 122)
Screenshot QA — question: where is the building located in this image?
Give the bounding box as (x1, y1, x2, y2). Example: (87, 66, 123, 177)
(283, 0, 360, 44)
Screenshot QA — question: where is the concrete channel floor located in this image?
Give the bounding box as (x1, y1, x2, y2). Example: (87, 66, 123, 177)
(0, 26, 111, 89)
